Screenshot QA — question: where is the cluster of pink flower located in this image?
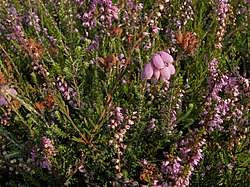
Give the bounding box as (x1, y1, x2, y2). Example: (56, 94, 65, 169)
(215, 0, 231, 49)
(75, 0, 118, 29)
(196, 59, 249, 183)
(26, 136, 56, 172)
(56, 77, 78, 108)
(4, 7, 26, 45)
(160, 131, 206, 187)
(108, 107, 137, 179)
(200, 58, 249, 132)
(174, 0, 194, 29)
(40, 136, 56, 171)
(75, 0, 119, 53)
(41, 136, 56, 157)
(140, 51, 175, 84)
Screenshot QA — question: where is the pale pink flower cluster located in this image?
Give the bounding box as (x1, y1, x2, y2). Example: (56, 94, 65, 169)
(215, 0, 231, 49)
(40, 136, 56, 171)
(201, 59, 249, 133)
(141, 51, 175, 84)
(108, 107, 137, 179)
(160, 131, 206, 187)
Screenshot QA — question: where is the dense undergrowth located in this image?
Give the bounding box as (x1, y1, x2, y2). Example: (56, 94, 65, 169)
(0, 0, 249, 186)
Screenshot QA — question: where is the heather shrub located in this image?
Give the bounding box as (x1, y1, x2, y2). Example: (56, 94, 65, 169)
(0, 0, 249, 186)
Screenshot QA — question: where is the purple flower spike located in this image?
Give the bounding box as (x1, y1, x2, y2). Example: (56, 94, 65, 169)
(159, 51, 173, 64)
(168, 64, 176, 75)
(160, 66, 171, 80)
(152, 54, 165, 69)
(141, 62, 154, 80)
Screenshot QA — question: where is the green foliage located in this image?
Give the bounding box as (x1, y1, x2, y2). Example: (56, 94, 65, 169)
(0, 0, 249, 186)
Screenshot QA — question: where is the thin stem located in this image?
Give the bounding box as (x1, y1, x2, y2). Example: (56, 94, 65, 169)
(55, 91, 87, 144)
(0, 44, 21, 77)
(64, 154, 86, 186)
(89, 0, 160, 138)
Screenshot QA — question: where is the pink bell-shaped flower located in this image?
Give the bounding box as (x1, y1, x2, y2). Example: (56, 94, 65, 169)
(152, 54, 165, 69)
(168, 63, 176, 75)
(159, 51, 173, 64)
(141, 62, 154, 80)
(152, 65, 161, 80)
(160, 66, 171, 81)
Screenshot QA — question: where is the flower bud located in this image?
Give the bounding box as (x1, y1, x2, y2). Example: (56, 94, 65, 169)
(152, 66, 161, 80)
(168, 63, 176, 75)
(159, 51, 173, 64)
(152, 54, 165, 69)
(141, 62, 154, 80)
(160, 66, 171, 80)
